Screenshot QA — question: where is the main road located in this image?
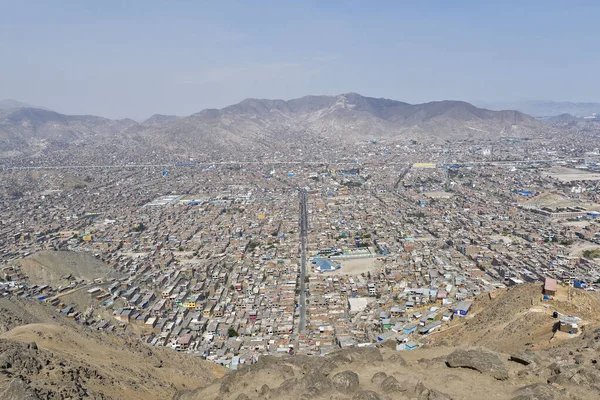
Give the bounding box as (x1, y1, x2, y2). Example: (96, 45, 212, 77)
(297, 188, 308, 334)
(1, 157, 576, 172)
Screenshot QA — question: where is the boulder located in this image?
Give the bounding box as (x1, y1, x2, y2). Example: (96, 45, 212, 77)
(332, 370, 359, 394)
(313, 359, 339, 376)
(218, 382, 231, 394)
(380, 376, 406, 393)
(352, 390, 381, 400)
(342, 347, 383, 364)
(511, 383, 559, 400)
(0, 357, 12, 369)
(426, 390, 453, 400)
(371, 372, 387, 385)
(299, 387, 320, 400)
(446, 349, 509, 380)
(301, 372, 333, 396)
(510, 352, 539, 367)
(259, 384, 270, 395)
(414, 381, 452, 400)
(313, 349, 381, 375)
(547, 364, 578, 385)
(578, 367, 600, 384)
(387, 354, 408, 366)
(0, 379, 40, 400)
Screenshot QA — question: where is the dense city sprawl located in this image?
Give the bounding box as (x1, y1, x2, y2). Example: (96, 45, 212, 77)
(1, 137, 600, 370)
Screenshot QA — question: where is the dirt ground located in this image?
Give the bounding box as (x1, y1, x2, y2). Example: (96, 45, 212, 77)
(326, 257, 381, 275)
(423, 191, 454, 199)
(560, 220, 593, 228)
(118, 251, 149, 259)
(521, 191, 574, 208)
(17, 251, 117, 286)
(568, 241, 600, 257)
(543, 166, 600, 182)
(173, 251, 196, 259)
(176, 253, 204, 265)
(488, 234, 517, 245)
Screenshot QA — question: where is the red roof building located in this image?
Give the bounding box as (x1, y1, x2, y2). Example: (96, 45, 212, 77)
(543, 278, 557, 296)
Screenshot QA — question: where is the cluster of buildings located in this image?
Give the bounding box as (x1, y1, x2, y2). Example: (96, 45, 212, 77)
(1, 137, 600, 368)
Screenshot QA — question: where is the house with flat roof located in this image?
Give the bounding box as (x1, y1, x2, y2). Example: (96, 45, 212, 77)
(418, 321, 442, 334)
(397, 340, 419, 351)
(348, 297, 368, 314)
(558, 315, 580, 334)
(402, 323, 418, 335)
(543, 277, 557, 296)
(453, 301, 472, 317)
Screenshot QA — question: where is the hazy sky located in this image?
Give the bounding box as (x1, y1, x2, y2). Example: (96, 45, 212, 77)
(1, 0, 599, 120)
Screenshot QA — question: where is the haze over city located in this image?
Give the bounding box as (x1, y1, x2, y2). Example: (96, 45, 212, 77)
(1, 0, 600, 120)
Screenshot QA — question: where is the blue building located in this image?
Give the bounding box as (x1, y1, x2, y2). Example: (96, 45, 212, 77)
(402, 323, 418, 335)
(453, 301, 472, 316)
(314, 259, 338, 272)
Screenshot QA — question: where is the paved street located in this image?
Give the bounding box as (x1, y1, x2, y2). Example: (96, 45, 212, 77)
(298, 188, 308, 334)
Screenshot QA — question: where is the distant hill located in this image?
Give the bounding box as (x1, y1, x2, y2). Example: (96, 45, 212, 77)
(0, 106, 141, 157)
(0, 99, 30, 110)
(475, 100, 600, 118)
(541, 113, 585, 123)
(0, 94, 544, 158)
(135, 93, 542, 154)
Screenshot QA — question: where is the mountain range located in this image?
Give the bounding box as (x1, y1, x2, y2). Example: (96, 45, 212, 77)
(0, 94, 545, 159)
(474, 100, 600, 118)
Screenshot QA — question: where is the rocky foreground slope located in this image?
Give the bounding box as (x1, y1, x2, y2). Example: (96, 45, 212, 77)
(173, 340, 600, 400)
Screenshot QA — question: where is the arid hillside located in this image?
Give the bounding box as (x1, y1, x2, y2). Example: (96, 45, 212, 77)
(431, 284, 600, 353)
(0, 299, 224, 399)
